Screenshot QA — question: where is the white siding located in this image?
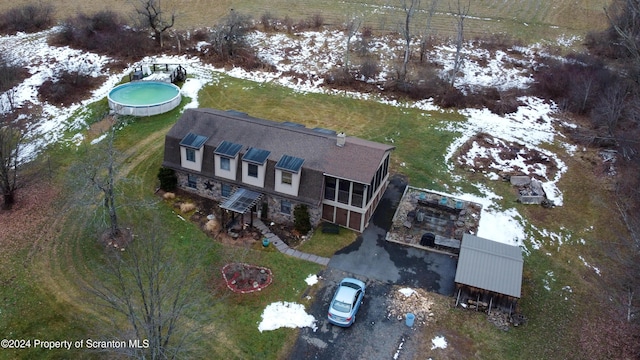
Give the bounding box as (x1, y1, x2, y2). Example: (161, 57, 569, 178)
(242, 162, 267, 187)
(274, 169, 301, 196)
(180, 147, 204, 172)
(214, 154, 238, 180)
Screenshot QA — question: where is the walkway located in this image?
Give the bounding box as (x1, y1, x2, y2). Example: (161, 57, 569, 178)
(252, 218, 330, 266)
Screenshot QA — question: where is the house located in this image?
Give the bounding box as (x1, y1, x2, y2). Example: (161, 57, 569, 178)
(454, 234, 524, 313)
(162, 108, 395, 233)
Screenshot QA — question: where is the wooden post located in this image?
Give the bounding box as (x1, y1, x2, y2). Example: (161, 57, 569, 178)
(455, 288, 461, 307)
(488, 296, 493, 315)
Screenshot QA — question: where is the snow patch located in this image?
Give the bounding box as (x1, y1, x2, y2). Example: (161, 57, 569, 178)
(258, 301, 318, 332)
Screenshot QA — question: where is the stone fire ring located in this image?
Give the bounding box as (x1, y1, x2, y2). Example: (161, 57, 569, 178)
(221, 262, 273, 294)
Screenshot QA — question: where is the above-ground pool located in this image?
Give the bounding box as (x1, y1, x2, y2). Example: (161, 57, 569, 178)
(108, 81, 181, 116)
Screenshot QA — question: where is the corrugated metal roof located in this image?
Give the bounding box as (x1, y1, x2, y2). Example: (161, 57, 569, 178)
(214, 140, 243, 157)
(242, 147, 271, 164)
(454, 234, 523, 298)
(275, 154, 305, 173)
(179, 132, 208, 149)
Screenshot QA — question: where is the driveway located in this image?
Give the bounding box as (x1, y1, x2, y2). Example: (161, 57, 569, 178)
(288, 175, 458, 360)
(328, 174, 458, 296)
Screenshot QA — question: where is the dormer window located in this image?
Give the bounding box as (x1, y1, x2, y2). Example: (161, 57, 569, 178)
(275, 154, 304, 196)
(214, 140, 243, 180)
(220, 157, 230, 170)
(186, 148, 196, 162)
(248, 163, 258, 178)
(281, 172, 292, 185)
(179, 132, 208, 172)
(242, 147, 271, 187)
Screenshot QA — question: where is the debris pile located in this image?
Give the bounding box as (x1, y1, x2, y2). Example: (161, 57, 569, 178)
(386, 287, 436, 327)
(487, 311, 511, 331)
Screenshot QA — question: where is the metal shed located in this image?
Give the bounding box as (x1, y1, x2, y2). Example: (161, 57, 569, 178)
(454, 234, 523, 311)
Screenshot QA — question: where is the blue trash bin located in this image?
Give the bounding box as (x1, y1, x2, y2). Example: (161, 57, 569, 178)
(262, 237, 270, 247)
(405, 313, 415, 327)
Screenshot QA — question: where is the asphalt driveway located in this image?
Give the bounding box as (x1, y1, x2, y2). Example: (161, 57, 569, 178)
(288, 175, 458, 359)
(328, 174, 458, 296)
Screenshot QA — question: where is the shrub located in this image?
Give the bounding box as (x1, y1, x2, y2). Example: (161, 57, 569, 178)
(359, 57, 380, 81)
(324, 67, 356, 87)
(261, 202, 268, 220)
(0, 55, 26, 93)
(180, 202, 196, 213)
(309, 14, 324, 29)
(205, 219, 219, 232)
(0, 3, 54, 35)
(157, 167, 178, 191)
(51, 11, 155, 60)
(293, 204, 312, 234)
(260, 11, 275, 31)
(163, 192, 176, 200)
(38, 70, 105, 106)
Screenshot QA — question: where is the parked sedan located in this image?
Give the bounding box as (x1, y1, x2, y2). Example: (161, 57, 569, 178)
(327, 277, 366, 327)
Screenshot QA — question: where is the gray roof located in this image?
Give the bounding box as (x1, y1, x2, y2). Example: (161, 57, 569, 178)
(164, 108, 395, 184)
(455, 234, 523, 298)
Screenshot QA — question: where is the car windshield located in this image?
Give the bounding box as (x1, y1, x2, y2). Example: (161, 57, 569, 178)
(332, 300, 351, 313)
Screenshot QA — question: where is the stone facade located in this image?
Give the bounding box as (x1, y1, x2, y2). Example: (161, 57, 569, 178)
(177, 171, 322, 229)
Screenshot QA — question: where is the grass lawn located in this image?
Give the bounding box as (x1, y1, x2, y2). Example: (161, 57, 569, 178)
(298, 227, 358, 258)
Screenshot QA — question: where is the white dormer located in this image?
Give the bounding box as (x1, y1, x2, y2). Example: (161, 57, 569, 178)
(179, 132, 208, 172)
(242, 147, 271, 187)
(214, 140, 243, 181)
(275, 154, 304, 196)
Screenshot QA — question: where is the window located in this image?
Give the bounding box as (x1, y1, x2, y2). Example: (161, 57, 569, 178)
(281, 172, 292, 185)
(281, 200, 292, 215)
(221, 183, 232, 197)
(324, 177, 336, 200)
(338, 179, 350, 204)
(248, 163, 258, 178)
(220, 157, 230, 171)
(351, 183, 364, 208)
(187, 174, 197, 188)
(186, 148, 196, 162)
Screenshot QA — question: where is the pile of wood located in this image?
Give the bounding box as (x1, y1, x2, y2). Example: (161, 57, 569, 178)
(386, 287, 436, 327)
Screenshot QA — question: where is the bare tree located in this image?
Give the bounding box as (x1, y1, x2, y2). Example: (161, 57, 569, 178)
(0, 120, 24, 210)
(398, 0, 420, 83)
(419, 0, 439, 63)
(591, 82, 629, 140)
(604, 0, 640, 65)
(71, 116, 121, 238)
(133, 0, 176, 48)
(87, 221, 209, 359)
(344, 15, 362, 71)
(209, 10, 252, 59)
(449, 0, 470, 87)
